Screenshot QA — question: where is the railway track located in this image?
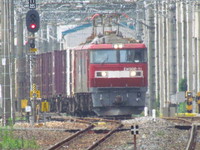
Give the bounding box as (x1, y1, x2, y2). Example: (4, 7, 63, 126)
(177, 116, 200, 123)
(186, 124, 198, 150)
(162, 117, 200, 150)
(162, 117, 192, 125)
(48, 117, 123, 150)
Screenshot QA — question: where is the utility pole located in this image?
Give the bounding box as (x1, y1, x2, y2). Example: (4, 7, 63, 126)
(16, 12, 25, 112)
(197, 3, 200, 92)
(136, 1, 144, 41)
(154, 0, 160, 112)
(1, 0, 11, 126)
(9, 0, 15, 124)
(146, 2, 156, 114)
(42, 23, 48, 53)
(186, 2, 193, 92)
(168, 2, 177, 102)
(181, 1, 187, 82)
(49, 23, 58, 51)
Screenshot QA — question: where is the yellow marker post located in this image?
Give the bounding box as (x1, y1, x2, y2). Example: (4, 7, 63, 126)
(41, 101, 49, 112)
(30, 91, 33, 98)
(21, 99, 28, 109)
(32, 84, 36, 92)
(196, 92, 200, 113)
(185, 91, 193, 113)
(36, 104, 40, 122)
(36, 90, 41, 98)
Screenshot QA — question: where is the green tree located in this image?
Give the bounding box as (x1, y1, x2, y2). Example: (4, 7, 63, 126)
(179, 78, 187, 91)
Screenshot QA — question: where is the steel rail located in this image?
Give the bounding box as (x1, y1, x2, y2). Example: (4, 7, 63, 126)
(186, 124, 197, 150)
(48, 124, 95, 150)
(87, 124, 123, 150)
(162, 117, 192, 125)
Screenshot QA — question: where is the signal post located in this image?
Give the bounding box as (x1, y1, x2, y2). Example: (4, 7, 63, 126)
(185, 91, 193, 113)
(196, 92, 200, 113)
(26, 0, 40, 124)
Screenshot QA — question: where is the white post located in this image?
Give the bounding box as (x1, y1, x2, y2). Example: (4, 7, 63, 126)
(144, 107, 148, 116)
(152, 109, 156, 121)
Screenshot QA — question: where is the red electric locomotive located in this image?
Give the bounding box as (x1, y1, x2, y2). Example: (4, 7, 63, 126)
(69, 13, 148, 116)
(71, 34, 147, 116)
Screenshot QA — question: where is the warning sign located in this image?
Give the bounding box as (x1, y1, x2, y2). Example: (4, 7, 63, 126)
(30, 48, 38, 52)
(131, 125, 139, 135)
(41, 102, 49, 112)
(30, 90, 41, 98)
(21, 99, 28, 109)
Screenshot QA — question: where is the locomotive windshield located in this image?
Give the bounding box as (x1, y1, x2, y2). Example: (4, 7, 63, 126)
(90, 50, 117, 63)
(90, 49, 147, 64)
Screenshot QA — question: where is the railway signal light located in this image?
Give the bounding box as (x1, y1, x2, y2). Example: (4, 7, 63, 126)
(185, 91, 192, 98)
(196, 92, 200, 102)
(196, 92, 200, 113)
(185, 91, 193, 113)
(26, 9, 40, 33)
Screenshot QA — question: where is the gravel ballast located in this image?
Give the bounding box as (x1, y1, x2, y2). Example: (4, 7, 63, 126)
(10, 117, 190, 150)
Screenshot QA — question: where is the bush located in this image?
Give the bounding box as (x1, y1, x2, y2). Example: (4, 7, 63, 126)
(0, 128, 39, 149)
(177, 102, 186, 113)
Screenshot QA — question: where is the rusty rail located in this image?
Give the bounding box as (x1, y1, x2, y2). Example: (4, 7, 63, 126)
(87, 124, 123, 150)
(162, 117, 192, 125)
(186, 124, 197, 150)
(48, 124, 95, 150)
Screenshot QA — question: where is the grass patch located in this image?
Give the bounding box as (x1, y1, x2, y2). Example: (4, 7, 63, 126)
(0, 127, 39, 149)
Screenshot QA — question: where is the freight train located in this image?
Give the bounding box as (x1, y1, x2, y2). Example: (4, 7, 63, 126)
(34, 13, 148, 116)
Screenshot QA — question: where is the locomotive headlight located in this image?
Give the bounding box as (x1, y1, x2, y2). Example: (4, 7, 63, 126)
(101, 71, 108, 77)
(130, 71, 136, 77)
(113, 44, 124, 49)
(118, 44, 123, 49)
(113, 44, 118, 49)
(96, 71, 108, 78)
(130, 70, 143, 77)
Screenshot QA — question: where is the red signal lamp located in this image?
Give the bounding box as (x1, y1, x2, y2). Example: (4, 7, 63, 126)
(30, 24, 36, 29)
(26, 10, 40, 33)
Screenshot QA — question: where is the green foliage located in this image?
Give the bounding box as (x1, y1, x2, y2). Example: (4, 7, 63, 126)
(179, 78, 187, 91)
(177, 102, 186, 113)
(8, 118, 14, 127)
(0, 128, 39, 149)
(15, 116, 26, 121)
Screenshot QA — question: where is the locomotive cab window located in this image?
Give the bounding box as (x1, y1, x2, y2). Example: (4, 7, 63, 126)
(90, 50, 117, 63)
(90, 49, 147, 64)
(120, 49, 147, 63)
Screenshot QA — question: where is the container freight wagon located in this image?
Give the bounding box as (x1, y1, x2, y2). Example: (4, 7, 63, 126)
(34, 50, 93, 115)
(34, 43, 147, 116)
